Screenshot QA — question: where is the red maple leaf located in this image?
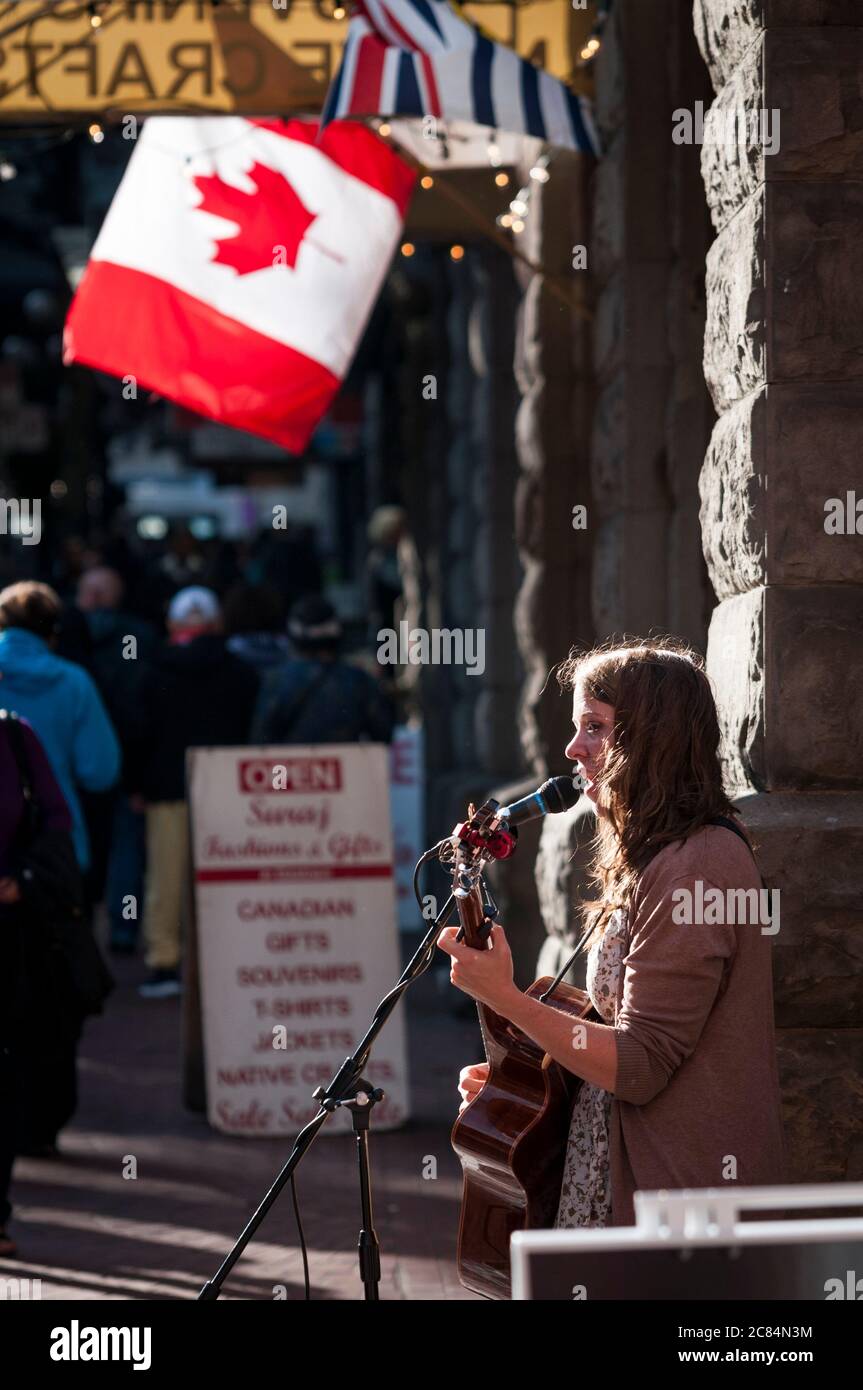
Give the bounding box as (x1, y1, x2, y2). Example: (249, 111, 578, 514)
(192, 162, 322, 275)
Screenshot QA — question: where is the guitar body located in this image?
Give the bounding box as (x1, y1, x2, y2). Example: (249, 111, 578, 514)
(451, 976, 596, 1301)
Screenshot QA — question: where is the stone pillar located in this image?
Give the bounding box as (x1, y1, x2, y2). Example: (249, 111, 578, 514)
(470, 250, 523, 783)
(590, 0, 673, 637)
(591, 0, 714, 642)
(506, 146, 595, 983)
(513, 147, 594, 780)
(695, 0, 863, 1183)
(393, 244, 524, 851)
(535, 0, 715, 981)
(394, 246, 482, 838)
(434, 247, 524, 825)
(390, 246, 451, 827)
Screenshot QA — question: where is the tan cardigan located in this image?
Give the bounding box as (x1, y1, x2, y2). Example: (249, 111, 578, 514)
(609, 823, 787, 1226)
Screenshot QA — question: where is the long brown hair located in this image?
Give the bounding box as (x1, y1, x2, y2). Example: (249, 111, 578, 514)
(557, 636, 737, 951)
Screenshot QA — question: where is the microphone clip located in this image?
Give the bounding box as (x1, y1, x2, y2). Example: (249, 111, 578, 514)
(452, 797, 518, 862)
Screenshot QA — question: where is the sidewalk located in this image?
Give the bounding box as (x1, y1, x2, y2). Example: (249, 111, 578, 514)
(2, 939, 485, 1301)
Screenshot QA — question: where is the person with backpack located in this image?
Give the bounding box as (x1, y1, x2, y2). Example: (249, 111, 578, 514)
(0, 711, 112, 1256)
(0, 582, 119, 1160)
(251, 596, 396, 747)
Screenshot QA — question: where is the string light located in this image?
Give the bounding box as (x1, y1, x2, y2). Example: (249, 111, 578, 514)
(449, 244, 465, 261)
(487, 137, 501, 168)
(333, 3, 346, 16)
(88, 122, 105, 144)
(378, 122, 391, 137)
(577, 0, 611, 68)
(502, 157, 551, 237)
(400, 242, 415, 257)
(420, 174, 434, 190)
(0, 159, 16, 181)
(88, 3, 103, 28)
(494, 171, 509, 187)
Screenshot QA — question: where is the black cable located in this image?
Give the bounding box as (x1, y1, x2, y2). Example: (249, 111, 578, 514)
(288, 1172, 311, 1301)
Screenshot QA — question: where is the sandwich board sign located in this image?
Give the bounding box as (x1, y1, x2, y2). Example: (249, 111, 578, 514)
(188, 742, 409, 1136)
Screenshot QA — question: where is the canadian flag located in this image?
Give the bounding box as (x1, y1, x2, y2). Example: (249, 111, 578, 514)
(64, 116, 415, 452)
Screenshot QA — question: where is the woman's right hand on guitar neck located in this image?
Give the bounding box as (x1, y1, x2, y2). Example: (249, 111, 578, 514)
(457, 1062, 489, 1113)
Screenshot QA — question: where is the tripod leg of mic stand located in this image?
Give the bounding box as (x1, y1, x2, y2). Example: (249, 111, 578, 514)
(197, 894, 455, 1300)
(340, 1088, 383, 1301)
(356, 1126, 381, 1300)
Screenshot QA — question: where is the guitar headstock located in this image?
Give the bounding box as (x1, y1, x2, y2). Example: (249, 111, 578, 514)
(439, 796, 516, 950)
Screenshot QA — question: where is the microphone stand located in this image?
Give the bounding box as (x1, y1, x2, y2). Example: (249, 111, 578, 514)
(197, 845, 459, 1302)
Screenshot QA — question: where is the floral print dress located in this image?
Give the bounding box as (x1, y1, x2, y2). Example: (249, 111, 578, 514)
(554, 908, 629, 1229)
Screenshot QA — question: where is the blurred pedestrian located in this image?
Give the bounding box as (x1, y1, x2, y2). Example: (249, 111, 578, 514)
(77, 567, 158, 953)
(366, 506, 406, 637)
(0, 583, 118, 1154)
(0, 582, 120, 874)
(53, 602, 94, 669)
(251, 596, 396, 746)
(153, 525, 213, 609)
(0, 712, 73, 1255)
(365, 506, 422, 692)
(0, 703, 113, 1213)
(132, 588, 259, 998)
(250, 523, 323, 615)
(223, 581, 291, 674)
(50, 534, 103, 601)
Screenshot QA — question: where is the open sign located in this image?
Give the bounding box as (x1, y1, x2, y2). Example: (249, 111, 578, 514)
(238, 756, 342, 794)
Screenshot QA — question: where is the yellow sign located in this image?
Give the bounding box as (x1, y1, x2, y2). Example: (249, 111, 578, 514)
(0, 0, 580, 118)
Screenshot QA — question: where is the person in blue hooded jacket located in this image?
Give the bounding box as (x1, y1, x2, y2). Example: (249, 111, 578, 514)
(0, 581, 120, 872)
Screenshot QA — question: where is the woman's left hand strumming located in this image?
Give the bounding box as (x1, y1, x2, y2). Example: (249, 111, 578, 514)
(437, 924, 519, 1014)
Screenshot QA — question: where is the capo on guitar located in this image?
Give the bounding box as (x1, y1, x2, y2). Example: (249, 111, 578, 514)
(455, 916, 494, 946)
(455, 879, 498, 945)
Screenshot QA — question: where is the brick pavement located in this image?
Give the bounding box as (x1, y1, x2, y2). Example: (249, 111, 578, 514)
(1, 935, 485, 1301)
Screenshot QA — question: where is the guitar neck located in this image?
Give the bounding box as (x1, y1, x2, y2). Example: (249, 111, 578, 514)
(453, 875, 503, 1061)
(454, 877, 489, 951)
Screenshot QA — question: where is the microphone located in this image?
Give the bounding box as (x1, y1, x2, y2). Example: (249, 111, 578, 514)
(497, 775, 583, 827)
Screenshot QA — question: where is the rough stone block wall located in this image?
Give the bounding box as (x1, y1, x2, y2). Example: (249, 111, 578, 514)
(694, 0, 863, 1183)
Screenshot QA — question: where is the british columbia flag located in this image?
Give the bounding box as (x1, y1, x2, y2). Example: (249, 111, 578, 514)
(322, 0, 599, 156)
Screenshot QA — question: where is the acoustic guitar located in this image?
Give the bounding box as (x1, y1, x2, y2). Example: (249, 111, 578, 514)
(446, 794, 597, 1301)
